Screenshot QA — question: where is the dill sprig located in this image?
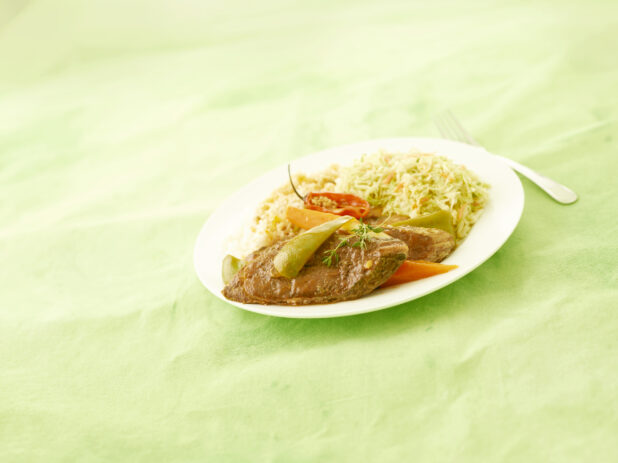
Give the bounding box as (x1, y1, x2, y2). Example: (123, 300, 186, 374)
(350, 220, 384, 250)
(322, 236, 350, 267)
(321, 220, 385, 267)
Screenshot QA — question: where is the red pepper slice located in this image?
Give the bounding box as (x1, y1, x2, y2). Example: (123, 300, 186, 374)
(304, 192, 370, 219)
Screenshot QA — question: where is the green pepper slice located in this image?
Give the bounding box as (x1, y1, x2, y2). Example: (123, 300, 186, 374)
(390, 210, 455, 236)
(222, 254, 244, 285)
(273, 216, 353, 278)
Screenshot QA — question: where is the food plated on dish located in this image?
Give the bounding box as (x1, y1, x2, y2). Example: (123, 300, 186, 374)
(221, 150, 489, 306)
(194, 137, 524, 318)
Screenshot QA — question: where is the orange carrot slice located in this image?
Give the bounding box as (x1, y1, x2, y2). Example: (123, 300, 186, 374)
(287, 206, 345, 230)
(381, 260, 457, 288)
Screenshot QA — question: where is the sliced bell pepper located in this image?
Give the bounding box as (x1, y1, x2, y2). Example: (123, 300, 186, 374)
(273, 215, 354, 278)
(222, 255, 244, 285)
(390, 210, 455, 236)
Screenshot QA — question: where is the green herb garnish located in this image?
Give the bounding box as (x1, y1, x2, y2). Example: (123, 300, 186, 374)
(350, 220, 384, 250)
(322, 236, 349, 267)
(321, 220, 385, 267)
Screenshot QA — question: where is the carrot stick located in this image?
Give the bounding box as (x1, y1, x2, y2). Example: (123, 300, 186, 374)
(287, 206, 349, 230)
(381, 260, 457, 288)
(286, 206, 392, 242)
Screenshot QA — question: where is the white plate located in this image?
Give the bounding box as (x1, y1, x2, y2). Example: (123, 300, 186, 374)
(194, 138, 524, 318)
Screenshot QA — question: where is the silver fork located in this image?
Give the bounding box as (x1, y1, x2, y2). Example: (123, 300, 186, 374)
(434, 110, 578, 204)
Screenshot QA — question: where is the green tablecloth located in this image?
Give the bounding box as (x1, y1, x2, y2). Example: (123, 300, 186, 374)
(2, 1, 617, 461)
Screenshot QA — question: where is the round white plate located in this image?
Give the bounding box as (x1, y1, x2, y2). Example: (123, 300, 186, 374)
(194, 137, 524, 318)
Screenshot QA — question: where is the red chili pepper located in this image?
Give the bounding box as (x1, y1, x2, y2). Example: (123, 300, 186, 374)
(304, 192, 370, 219)
(287, 164, 371, 219)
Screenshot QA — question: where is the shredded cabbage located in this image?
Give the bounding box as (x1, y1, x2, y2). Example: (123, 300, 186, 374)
(336, 150, 489, 241)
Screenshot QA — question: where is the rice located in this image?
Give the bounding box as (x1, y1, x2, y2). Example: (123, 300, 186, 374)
(234, 165, 340, 257)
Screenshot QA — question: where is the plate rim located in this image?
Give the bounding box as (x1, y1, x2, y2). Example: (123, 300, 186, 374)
(193, 137, 524, 318)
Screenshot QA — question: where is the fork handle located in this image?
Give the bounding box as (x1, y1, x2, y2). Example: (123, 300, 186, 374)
(494, 154, 578, 204)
